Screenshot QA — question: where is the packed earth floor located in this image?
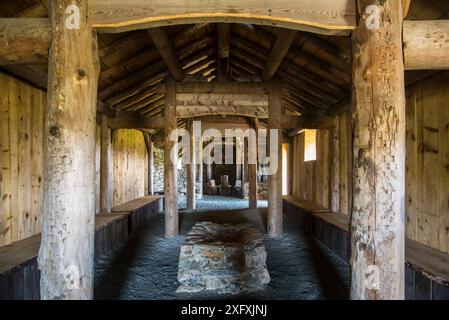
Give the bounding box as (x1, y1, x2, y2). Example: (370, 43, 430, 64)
(94, 196, 350, 300)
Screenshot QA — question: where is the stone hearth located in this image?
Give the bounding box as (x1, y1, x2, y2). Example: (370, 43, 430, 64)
(177, 222, 270, 294)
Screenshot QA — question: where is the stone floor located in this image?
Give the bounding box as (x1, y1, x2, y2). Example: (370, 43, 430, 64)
(94, 196, 350, 300)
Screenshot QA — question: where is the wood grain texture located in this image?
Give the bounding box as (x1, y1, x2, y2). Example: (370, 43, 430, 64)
(406, 72, 449, 255)
(351, 0, 406, 300)
(0, 72, 45, 248)
(112, 129, 148, 206)
(0, 18, 51, 65)
(164, 77, 179, 237)
(263, 29, 297, 81)
(267, 83, 283, 237)
(404, 21, 449, 70)
(37, 0, 100, 300)
(100, 114, 112, 213)
(89, 0, 356, 35)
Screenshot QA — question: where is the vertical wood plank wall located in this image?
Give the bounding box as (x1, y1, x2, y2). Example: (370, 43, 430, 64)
(112, 129, 148, 207)
(0, 72, 150, 247)
(291, 130, 331, 209)
(0, 72, 45, 247)
(406, 72, 449, 254)
(290, 112, 352, 214)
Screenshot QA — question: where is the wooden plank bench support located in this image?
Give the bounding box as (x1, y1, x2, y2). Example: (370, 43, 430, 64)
(0, 195, 164, 300)
(283, 195, 449, 300)
(112, 195, 164, 234)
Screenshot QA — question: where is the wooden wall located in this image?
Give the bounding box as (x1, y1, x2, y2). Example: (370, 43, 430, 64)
(112, 129, 148, 207)
(290, 111, 352, 214)
(406, 72, 449, 254)
(291, 129, 331, 209)
(0, 72, 45, 247)
(0, 72, 150, 247)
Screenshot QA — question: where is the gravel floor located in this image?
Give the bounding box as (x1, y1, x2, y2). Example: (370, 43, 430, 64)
(94, 196, 350, 300)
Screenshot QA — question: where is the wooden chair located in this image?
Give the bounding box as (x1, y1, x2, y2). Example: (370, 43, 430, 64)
(220, 175, 232, 196)
(207, 179, 220, 195)
(233, 180, 243, 195)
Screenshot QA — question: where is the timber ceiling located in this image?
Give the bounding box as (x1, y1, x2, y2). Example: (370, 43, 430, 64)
(1, 0, 448, 131)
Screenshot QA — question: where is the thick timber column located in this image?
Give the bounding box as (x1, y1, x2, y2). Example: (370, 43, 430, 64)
(267, 84, 283, 237)
(38, 0, 100, 299)
(196, 127, 203, 199)
(351, 0, 405, 299)
(248, 119, 258, 209)
(197, 159, 203, 199)
(164, 76, 178, 237)
(186, 120, 196, 210)
(148, 137, 154, 195)
(100, 114, 111, 213)
(144, 133, 154, 195)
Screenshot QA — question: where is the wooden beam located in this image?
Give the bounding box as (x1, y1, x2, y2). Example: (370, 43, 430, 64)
(146, 28, 185, 81)
(403, 0, 412, 17)
(285, 116, 336, 135)
(296, 31, 350, 64)
(38, 0, 99, 300)
(263, 29, 297, 80)
(217, 23, 230, 82)
(0, 18, 51, 65)
(351, 0, 405, 300)
(327, 98, 351, 116)
(109, 113, 165, 129)
(267, 83, 283, 237)
(89, 0, 356, 35)
(161, 81, 268, 95)
(217, 23, 231, 59)
(100, 114, 112, 213)
(177, 104, 268, 118)
(404, 20, 449, 70)
(97, 100, 117, 118)
(13, 1, 48, 18)
(164, 77, 178, 237)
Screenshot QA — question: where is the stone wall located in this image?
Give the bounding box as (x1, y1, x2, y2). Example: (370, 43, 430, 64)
(243, 182, 268, 200)
(153, 147, 164, 193)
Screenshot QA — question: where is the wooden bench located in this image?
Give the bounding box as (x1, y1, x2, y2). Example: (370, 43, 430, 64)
(112, 195, 163, 233)
(0, 195, 164, 300)
(283, 195, 449, 300)
(283, 196, 349, 261)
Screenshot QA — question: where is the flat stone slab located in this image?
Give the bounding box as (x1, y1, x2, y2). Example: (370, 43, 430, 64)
(177, 222, 270, 294)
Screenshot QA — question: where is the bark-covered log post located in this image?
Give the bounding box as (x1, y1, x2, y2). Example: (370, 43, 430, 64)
(148, 136, 154, 195)
(100, 113, 111, 213)
(186, 120, 196, 210)
(351, 0, 406, 300)
(164, 76, 178, 237)
(143, 133, 154, 195)
(267, 83, 283, 237)
(38, 0, 100, 299)
(248, 119, 258, 209)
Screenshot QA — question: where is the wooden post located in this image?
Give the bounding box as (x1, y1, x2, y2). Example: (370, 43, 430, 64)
(38, 0, 100, 300)
(164, 76, 178, 237)
(196, 132, 203, 199)
(206, 164, 213, 181)
(330, 118, 340, 213)
(267, 83, 283, 237)
(248, 120, 258, 209)
(197, 160, 203, 199)
(100, 114, 111, 213)
(186, 120, 196, 210)
(144, 133, 154, 195)
(351, 0, 405, 299)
